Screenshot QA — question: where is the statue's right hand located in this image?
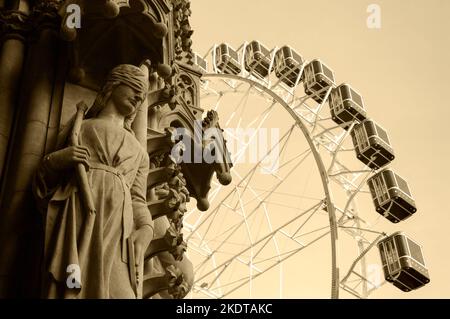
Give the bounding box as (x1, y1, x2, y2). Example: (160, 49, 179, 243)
(44, 146, 91, 171)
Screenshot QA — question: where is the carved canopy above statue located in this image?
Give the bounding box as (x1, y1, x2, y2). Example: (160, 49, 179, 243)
(65, 0, 172, 89)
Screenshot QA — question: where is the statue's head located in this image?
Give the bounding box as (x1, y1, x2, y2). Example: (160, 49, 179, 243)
(87, 64, 149, 131)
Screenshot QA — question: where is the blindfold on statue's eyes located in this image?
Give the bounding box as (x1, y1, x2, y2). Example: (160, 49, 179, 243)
(107, 65, 149, 94)
(86, 64, 149, 120)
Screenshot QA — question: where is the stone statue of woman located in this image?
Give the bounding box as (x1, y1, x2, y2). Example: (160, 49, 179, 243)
(33, 64, 154, 298)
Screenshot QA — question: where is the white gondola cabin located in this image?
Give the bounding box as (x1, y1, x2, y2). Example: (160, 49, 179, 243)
(303, 59, 335, 103)
(215, 43, 242, 75)
(273, 46, 304, 87)
(378, 232, 430, 292)
(367, 169, 417, 223)
(351, 119, 395, 169)
(194, 53, 208, 73)
(329, 83, 367, 129)
(244, 41, 272, 78)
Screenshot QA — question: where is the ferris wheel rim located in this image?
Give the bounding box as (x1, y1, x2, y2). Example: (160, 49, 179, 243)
(199, 72, 340, 299)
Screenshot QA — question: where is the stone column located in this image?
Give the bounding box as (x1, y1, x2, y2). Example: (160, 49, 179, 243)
(0, 0, 61, 297)
(0, 3, 30, 185)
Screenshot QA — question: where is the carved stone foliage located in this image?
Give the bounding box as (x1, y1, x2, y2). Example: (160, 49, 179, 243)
(143, 264, 189, 299)
(144, 145, 191, 298)
(177, 73, 195, 108)
(165, 265, 189, 298)
(0, 10, 31, 41)
(143, 106, 232, 300)
(172, 0, 194, 64)
(146, 223, 187, 261)
(31, 0, 62, 31)
(147, 152, 189, 232)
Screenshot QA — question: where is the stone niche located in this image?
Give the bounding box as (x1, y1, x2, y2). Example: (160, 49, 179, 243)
(60, 0, 172, 123)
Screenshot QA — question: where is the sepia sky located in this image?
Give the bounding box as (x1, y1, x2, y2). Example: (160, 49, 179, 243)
(188, 0, 450, 298)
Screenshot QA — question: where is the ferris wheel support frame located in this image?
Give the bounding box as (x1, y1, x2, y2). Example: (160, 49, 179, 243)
(203, 73, 341, 299)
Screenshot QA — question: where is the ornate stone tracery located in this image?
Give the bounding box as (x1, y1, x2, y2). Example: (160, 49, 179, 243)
(172, 0, 194, 64)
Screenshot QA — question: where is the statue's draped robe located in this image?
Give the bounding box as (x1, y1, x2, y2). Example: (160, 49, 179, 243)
(34, 118, 152, 298)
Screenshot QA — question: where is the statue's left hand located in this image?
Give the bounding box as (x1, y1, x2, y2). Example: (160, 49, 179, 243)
(130, 225, 154, 268)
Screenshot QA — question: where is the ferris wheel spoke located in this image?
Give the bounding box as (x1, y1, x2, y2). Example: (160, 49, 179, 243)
(229, 149, 314, 224)
(340, 233, 386, 295)
(235, 148, 312, 209)
(337, 171, 373, 225)
(188, 244, 211, 258)
(185, 126, 296, 241)
(329, 169, 372, 178)
(234, 185, 255, 248)
(349, 273, 380, 294)
(310, 87, 334, 134)
(204, 262, 230, 291)
(315, 129, 346, 151)
(191, 286, 222, 299)
(312, 123, 346, 141)
(326, 122, 357, 174)
(291, 95, 311, 111)
(257, 200, 319, 211)
(340, 229, 372, 246)
(293, 109, 345, 149)
(226, 105, 276, 164)
(189, 165, 270, 248)
(192, 145, 318, 276)
(194, 200, 324, 284)
(329, 159, 370, 191)
(200, 80, 221, 98)
(196, 226, 330, 298)
(291, 201, 325, 238)
(243, 102, 277, 129)
(235, 185, 323, 201)
(236, 257, 263, 274)
(251, 236, 276, 263)
(260, 201, 282, 266)
(224, 86, 252, 126)
(351, 280, 364, 292)
(273, 148, 312, 171)
(366, 281, 387, 296)
(338, 226, 386, 236)
(293, 225, 330, 240)
(212, 93, 224, 111)
(220, 230, 330, 298)
(200, 274, 249, 292)
(341, 285, 364, 299)
(240, 125, 300, 180)
(236, 194, 323, 214)
(252, 229, 329, 266)
(291, 97, 325, 122)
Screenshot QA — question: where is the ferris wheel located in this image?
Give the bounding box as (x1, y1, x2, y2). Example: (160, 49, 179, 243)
(181, 41, 430, 299)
